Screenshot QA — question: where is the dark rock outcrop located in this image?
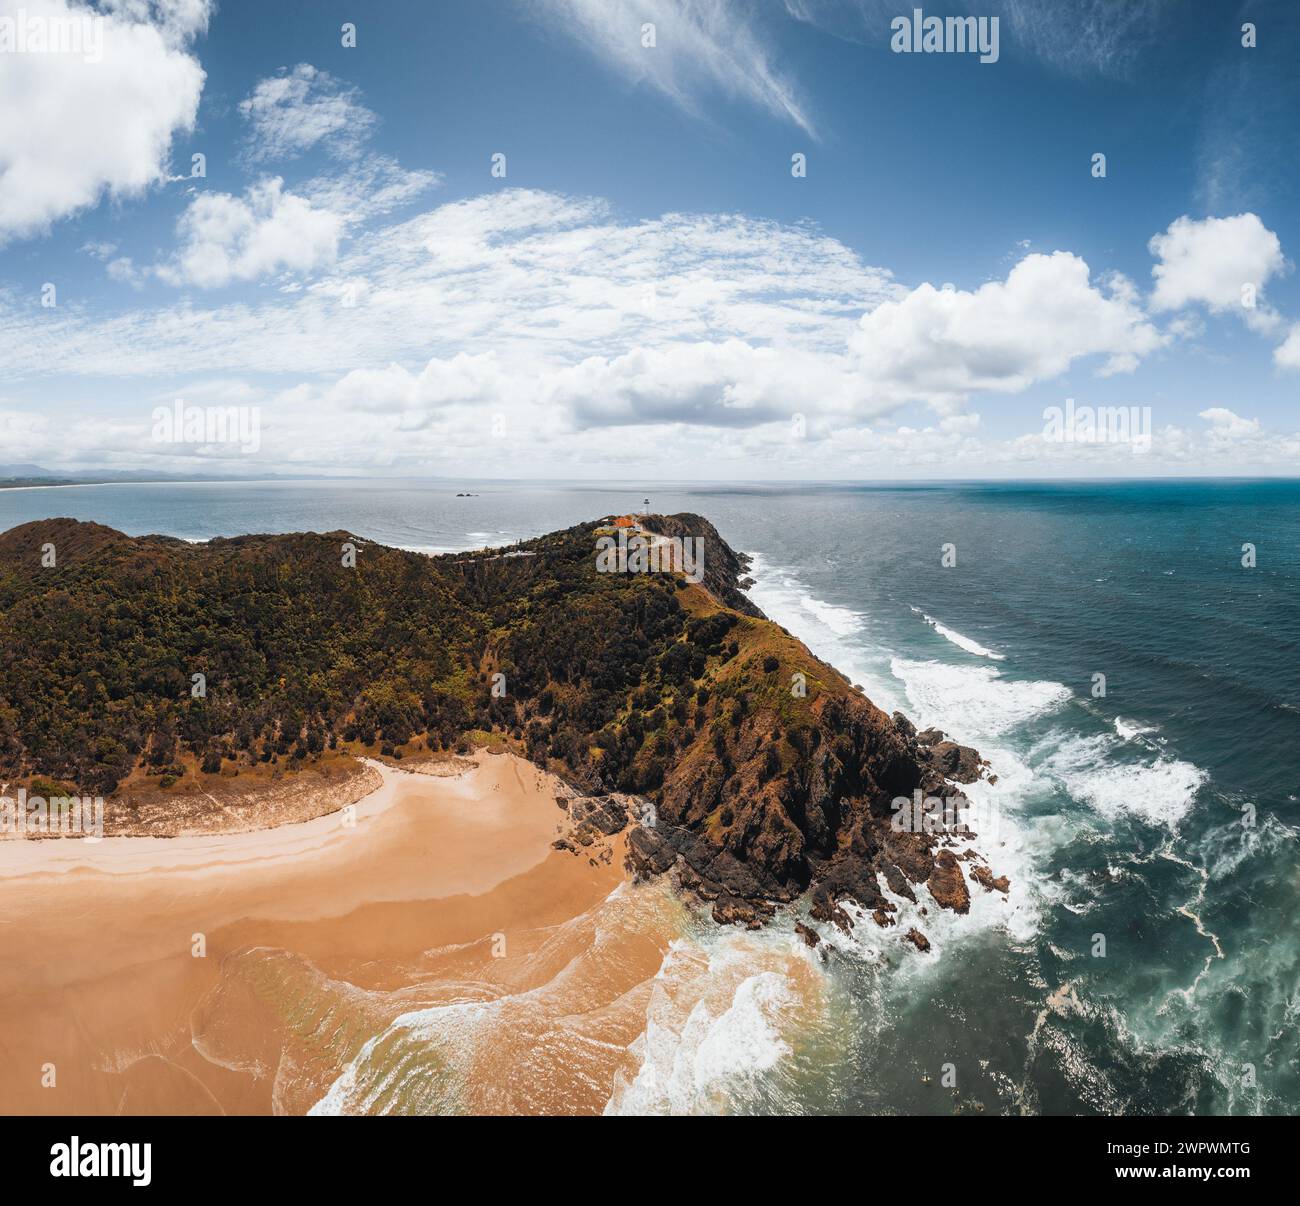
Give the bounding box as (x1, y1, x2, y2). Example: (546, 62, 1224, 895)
(970, 864, 1011, 894)
(927, 849, 971, 914)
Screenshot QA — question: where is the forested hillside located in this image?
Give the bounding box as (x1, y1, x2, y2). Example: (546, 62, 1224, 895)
(0, 512, 996, 925)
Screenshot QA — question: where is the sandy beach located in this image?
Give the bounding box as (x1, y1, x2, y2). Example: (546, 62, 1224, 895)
(0, 752, 682, 1115)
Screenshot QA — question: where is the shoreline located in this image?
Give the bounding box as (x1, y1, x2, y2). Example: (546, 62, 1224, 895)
(1, 756, 385, 843)
(0, 748, 648, 1114)
(0, 758, 408, 875)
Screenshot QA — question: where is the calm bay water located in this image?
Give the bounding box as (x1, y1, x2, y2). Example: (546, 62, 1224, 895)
(3, 477, 1297, 1114)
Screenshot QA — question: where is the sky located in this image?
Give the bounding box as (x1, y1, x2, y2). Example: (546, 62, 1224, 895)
(0, 0, 1298, 480)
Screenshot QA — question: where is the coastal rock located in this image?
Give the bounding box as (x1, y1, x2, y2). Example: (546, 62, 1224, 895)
(794, 921, 821, 947)
(928, 849, 971, 914)
(914, 732, 984, 784)
(712, 891, 774, 929)
(568, 794, 628, 838)
(970, 864, 1010, 894)
(808, 886, 854, 934)
(904, 928, 931, 953)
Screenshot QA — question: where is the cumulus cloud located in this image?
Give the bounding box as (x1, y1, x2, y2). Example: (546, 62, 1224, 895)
(0, 0, 207, 244)
(102, 0, 212, 42)
(534, 0, 816, 136)
(1149, 214, 1288, 321)
(544, 339, 875, 428)
(847, 252, 1163, 408)
(239, 64, 377, 162)
(156, 178, 344, 288)
(1198, 407, 1260, 438)
(311, 352, 509, 419)
(1274, 324, 1300, 372)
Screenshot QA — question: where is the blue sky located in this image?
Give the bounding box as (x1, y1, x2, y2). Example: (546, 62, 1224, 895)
(1, 0, 1298, 478)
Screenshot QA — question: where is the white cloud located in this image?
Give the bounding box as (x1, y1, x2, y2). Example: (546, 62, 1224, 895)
(1198, 407, 1260, 438)
(0, 190, 1177, 474)
(0, 191, 1238, 479)
(156, 178, 344, 288)
(301, 154, 441, 223)
(314, 352, 509, 419)
(1, 188, 894, 375)
(543, 339, 875, 428)
(535, 0, 816, 136)
(102, 0, 212, 43)
(1149, 213, 1287, 318)
(80, 240, 118, 260)
(1274, 324, 1300, 372)
(239, 64, 376, 162)
(107, 255, 143, 288)
(0, 0, 207, 244)
(847, 252, 1163, 408)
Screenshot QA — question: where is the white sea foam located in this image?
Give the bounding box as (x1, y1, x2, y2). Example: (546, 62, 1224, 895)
(1042, 734, 1208, 829)
(890, 657, 1071, 745)
(690, 973, 794, 1085)
(1113, 716, 1158, 741)
(799, 594, 864, 637)
(603, 935, 807, 1115)
(912, 607, 1005, 660)
(1192, 810, 1297, 881)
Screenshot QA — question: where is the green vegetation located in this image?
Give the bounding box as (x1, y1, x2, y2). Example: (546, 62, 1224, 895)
(0, 514, 838, 802)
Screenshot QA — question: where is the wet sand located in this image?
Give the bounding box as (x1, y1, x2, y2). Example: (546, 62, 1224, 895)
(0, 753, 678, 1115)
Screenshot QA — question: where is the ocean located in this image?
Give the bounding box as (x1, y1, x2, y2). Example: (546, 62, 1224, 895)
(3, 477, 1297, 1115)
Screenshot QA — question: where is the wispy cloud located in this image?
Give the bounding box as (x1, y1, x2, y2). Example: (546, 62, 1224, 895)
(531, 0, 817, 137)
(1000, 0, 1170, 77)
(0, 188, 894, 378)
(239, 64, 377, 162)
(1194, 3, 1300, 214)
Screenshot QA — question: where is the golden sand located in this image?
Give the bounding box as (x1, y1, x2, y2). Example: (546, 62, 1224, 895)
(0, 753, 682, 1115)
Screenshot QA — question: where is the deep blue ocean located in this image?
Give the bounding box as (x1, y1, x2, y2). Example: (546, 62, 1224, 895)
(3, 477, 1297, 1114)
